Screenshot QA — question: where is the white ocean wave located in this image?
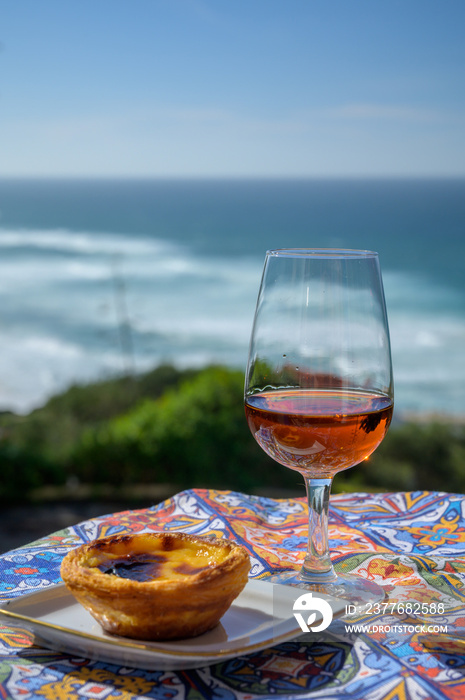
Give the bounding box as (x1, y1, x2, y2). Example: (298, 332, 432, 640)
(0, 227, 178, 257)
(383, 270, 462, 310)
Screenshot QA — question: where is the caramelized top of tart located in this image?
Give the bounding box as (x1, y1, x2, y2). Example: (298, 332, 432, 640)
(80, 532, 235, 583)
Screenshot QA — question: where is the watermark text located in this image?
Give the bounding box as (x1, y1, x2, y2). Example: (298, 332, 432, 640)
(345, 623, 448, 634)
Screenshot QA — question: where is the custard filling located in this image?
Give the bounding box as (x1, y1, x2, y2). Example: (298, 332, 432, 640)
(98, 552, 218, 581)
(85, 537, 229, 582)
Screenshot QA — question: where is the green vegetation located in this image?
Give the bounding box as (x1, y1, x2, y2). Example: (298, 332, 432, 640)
(0, 364, 464, 503)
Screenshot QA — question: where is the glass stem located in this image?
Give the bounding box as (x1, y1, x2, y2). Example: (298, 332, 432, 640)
(300, 477, 337, 583)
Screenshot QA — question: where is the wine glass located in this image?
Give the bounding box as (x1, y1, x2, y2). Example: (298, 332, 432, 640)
(244, 249, 394, 603)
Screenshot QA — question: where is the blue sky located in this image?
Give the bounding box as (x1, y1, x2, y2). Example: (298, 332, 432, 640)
(1, 0, 464, 177)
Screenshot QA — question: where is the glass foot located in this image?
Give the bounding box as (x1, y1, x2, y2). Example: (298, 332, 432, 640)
(264, 569, 386, 607)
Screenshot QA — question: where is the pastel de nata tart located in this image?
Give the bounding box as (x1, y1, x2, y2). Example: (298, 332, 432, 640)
(60, 531, 251, 641)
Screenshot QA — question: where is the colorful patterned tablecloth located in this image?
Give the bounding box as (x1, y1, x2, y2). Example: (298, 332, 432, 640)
(1, 489, 465, 700)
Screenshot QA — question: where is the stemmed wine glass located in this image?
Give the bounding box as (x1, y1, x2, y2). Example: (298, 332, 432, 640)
(244, 249, 394, 603)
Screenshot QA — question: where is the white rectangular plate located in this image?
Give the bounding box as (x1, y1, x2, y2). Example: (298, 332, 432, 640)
(0, 579, 346, 670)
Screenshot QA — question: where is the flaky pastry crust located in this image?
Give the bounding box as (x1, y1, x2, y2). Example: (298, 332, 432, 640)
(60, 531, 251, 641)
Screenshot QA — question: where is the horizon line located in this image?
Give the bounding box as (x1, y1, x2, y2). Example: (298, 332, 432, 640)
(1, 173, 465, 182)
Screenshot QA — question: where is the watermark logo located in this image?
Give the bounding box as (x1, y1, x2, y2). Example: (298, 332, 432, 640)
(293, 592, 333, 632)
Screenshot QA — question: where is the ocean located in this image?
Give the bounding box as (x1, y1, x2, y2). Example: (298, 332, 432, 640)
(0, 177, 463, 417)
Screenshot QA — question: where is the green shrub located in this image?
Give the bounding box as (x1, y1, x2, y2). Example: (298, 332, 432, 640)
(0, 365, 193, 463)
(336, 420, 465, 494)
(71, 366, 296, 492)
(0, 441, 65, 501)
(1, 362, 465, 502)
